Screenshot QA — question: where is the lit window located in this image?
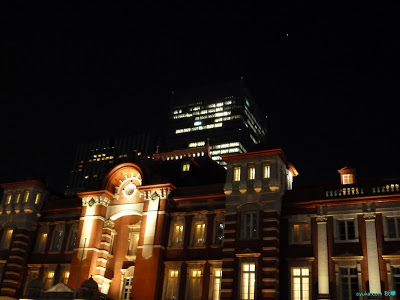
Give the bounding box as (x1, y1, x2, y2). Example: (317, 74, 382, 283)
(109, 233, 115, 254)
(165, 269, 179, 299)
(263, 165, 270, 178)
(36, 232, 48, 253)
(291, 267, 310, 300)
(23, 190, 30, 203)
(16, 192, 21, 203)
(187, 269, 202, 299)
(233, 167, 241, 181)
(62, 270, 70, 285)
(84, 175, 89, 179)
(44, 270, 55, 289)
(6, 193, 12, 205)
(1, 229, 13, 249)
(241, 263, 256, 300)
(292, 223, 310, 243)
(338, 220, 355, 240)
(242, 212, 258, 239)
(50, 225, 64, 252)
(387, 217, 400, 239)
(193, 221, 206, 247)
(182, 163, 190, 172)
(35, 192, 42, 205)
(127, 229, 140, 256)
(342, 174, 353, 185)
(248, 167, 255, 180)
(170, 221, 184, 248)
(339, 267, 359, 299)
(211, 268, 222, 300)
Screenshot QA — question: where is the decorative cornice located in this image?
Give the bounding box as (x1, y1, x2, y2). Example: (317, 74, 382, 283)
(363, 212, 376, 220)
(316, 215, 328, 222)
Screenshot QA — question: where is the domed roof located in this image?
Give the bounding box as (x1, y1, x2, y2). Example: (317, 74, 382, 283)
(80, 276, 98, 290)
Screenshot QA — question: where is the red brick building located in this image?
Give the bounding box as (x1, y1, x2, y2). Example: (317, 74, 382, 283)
(1, 147, 399, 299)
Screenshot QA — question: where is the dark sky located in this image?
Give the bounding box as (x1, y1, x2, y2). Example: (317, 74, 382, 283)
(2, 2, 399, 193)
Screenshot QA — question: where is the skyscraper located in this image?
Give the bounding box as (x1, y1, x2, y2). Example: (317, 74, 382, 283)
(163, 79, 267, 165)
(65, 131, 156, 195)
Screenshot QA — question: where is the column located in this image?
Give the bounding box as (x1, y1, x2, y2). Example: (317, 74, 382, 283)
(316, 215, 330, 299)
(364, 212, 381, 294)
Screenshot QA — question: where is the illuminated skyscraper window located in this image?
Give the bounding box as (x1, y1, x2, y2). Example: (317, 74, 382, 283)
(164, 80, 267, 166)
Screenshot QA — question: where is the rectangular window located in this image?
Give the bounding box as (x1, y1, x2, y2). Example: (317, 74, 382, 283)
(338, 220, 355, 240)
(291, 267, 309, 300)
(62, 270, 70, 285)
(51, 227, 64, 252)
(23, 190, 30, 203)
(387, 217, 400, 238)
(36, 232, 48, 253)
(182, 163, 190, 172)
(293, 223, 309, 243)
(171, 223, 184, 248)
(16, 192, 21, 203)
(67, 226, 78, 251)
(35, 192, 42, 204)
(242, 212, 258, 239)
(211, 268, 222, 300)
(127, 231, 139, 256)
(6, 194, 12, 205)
(233, 167, 241, 181)
(187, 269, 202, 299)
(339, 267, 358, 300)
(123, 278, 132, 300)
(342, 174, 353, 185)
(248, 167, 255, 180)
(392, 266, 400, 295)
(241, 263, 256, 300)
(45, 270, 55, 289)
(263, 165, 270, 178)
(214, 221, 224, 246)
(1, 229, 13, 249)
(165, 269, 179, 299)
(193, 222, 206, 246)
(109, 233, 115, 254)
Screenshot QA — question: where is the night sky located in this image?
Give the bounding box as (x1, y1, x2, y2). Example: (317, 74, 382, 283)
(2, 2, 399, 193)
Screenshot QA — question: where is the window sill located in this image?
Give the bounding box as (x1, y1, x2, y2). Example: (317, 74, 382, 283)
(188, 245, 207, 249)
(384, 237, 400, 241)
(47, 251, 62, 254)
(334, 239, 359, 243)
(289, 241, 311, 245)
(167, 246, 184, 250)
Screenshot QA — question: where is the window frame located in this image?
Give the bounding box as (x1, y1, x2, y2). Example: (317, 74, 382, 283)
(185, 262, 205, 300)
(334, 218, 358, 243)
(248, 166, 255, 180)
(208, 263, 222, 300)
(1, 228, 14, 249)
(384, 215, 400, 241)
(289, 222, 311, 245)
(233, 166, 241, 181)
(334, 261, 362, 300)
(291, 267, 310, 300)
(213, 215, 224, 247)
(190, 215, 207, 248)
(163, 262, 182, 300)
(169, 216, 185, 248)
(263, 164, 270, 179)
(241, 211, 259, 240)
(240, 261, 257, 300)
(49, 224, 65, 253)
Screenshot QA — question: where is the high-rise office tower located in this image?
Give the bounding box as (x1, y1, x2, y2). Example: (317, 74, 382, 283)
(65, 131, 156, 195)
(163, 79, 267, 165)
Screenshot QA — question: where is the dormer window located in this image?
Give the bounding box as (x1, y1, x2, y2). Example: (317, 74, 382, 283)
(338, 166, 356, 185)
(342, 174, 353, 185)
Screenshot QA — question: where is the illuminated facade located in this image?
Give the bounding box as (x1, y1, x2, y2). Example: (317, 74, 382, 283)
(164, 80, 267, 165)
(66, 131, 156, 196)
(1, 150, 400, 300)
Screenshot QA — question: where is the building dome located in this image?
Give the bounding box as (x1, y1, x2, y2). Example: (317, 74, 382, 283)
(80, 276, 98, 290)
